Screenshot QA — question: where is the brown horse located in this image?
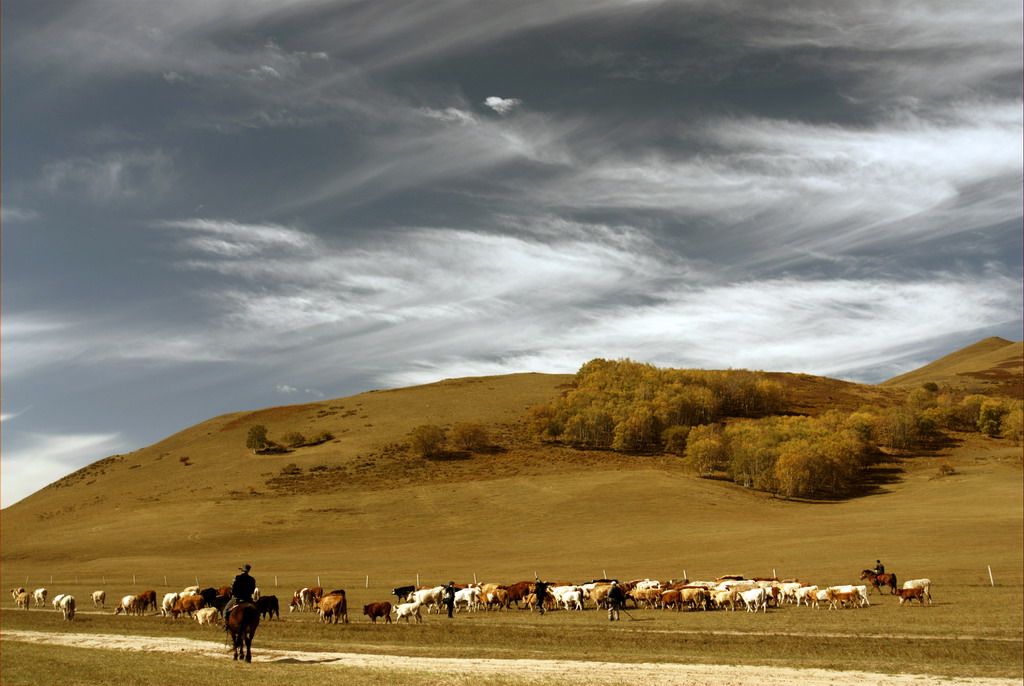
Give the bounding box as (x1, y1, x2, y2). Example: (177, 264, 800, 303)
(226, 603, 260, 662)
(860, 570, 898, 595)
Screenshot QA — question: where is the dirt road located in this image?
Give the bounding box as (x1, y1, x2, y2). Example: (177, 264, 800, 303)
(4, 629, 1017, 685)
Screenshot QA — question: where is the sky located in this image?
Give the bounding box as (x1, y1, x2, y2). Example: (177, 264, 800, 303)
(2, 1, 1021, 508)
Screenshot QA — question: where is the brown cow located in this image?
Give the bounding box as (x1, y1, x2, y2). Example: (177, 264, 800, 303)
(661, 590, 682, 611)
(172, 594, 205, 618)
(363, 601, 392, 623)
(505, 581, 533, 608)
(318, 591, 348, 624)
(137, 590, 157, 614)
(898, 587, 926, 606)
(216, 585, 232, 597)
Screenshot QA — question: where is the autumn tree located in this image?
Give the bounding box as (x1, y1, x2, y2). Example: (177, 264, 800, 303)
(661, 425, 691, 455)
(282, 431, 306, 448)
(246, 425, 268, 453)
(408, 424, 446, 457)
(450, 422, 489, 451)
(683, 424, 727, 476)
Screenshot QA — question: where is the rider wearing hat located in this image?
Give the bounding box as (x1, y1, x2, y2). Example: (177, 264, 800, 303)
(223, 564, 256, 628)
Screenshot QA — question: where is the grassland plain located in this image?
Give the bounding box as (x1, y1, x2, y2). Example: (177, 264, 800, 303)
(2, 353, 1022, 684)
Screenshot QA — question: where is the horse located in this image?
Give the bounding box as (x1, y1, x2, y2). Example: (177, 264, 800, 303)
(226, 603, 260, 662)
(860, 570, 898, 595)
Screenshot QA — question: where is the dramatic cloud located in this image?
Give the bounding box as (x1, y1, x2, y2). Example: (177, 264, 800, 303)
(1, 432, 127, 507)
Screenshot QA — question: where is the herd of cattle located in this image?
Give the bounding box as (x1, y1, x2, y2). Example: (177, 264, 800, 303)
(8, 573, 933, 625)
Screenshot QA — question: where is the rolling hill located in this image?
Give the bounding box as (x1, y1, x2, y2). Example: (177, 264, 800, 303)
(881, 337, 1023, 395)
(2, 342, 1021, 592)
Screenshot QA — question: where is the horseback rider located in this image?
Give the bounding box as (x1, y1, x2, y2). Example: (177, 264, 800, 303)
(223, 564, 256, 629)
(874, 560, 885, 576)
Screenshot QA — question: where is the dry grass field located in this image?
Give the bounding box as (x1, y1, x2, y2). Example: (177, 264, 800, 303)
(2, 344, 1022, 683)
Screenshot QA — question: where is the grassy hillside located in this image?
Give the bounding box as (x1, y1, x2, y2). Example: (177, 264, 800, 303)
(881, 337, 1023, 396)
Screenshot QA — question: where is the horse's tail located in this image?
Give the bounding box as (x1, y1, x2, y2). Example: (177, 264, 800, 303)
(889, 573, 898, 593)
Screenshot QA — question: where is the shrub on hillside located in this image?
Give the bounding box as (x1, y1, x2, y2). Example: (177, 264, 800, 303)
(246, 424, 268, 453)
(408, 424, 446, 457)
(283, 431, 307, 448)
(450, 422, 489, 452)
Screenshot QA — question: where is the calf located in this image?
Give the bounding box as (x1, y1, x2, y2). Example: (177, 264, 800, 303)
(363, 601, 393, 623)
(825, 588, 859, 610)
(898, 587, 926, 606)
(194, 607, 221, 625)
(394, 600, 423, 623)
(33, 588, 48, 608)
(15, 592, 30, 610)
(92, 590, 106, 608)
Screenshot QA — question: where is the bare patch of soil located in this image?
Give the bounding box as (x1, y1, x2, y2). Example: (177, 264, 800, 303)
(4, 630, 1016, 686)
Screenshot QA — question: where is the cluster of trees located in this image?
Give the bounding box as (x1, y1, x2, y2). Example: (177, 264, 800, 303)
(682, 413, 869, 497)
(526, 358, 785, 452)
(407, 422, 490, 457)
(245, 424, 334, 453)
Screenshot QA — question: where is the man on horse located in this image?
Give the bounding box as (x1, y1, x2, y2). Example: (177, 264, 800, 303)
(874, 560, 885, 575)
(223, 564, 256, 630)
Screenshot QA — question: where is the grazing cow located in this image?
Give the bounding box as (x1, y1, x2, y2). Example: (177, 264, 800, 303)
(551, 586, 584, 611)
(256, 595, 280, 620)
(413, 586, 446, 614)
(162, 593, 181, 617)
(114, 595, 141, 616)
(194, 607, 221, 625)
(10, 587, 27, 599)
(484, 589, 511, 612)
(33, 589, 48, 608)
(181, 586, 200, 597)
(795, 586, 819, 607)
(394, 601, 423, 623)
(454, 587, 480, 612)
(198, 588, 220, 608)
(318, 591, 348, 624)
(902, 579, 932, 604)
(711, 589, 737, 611)
(661, 590, 682, 611)
(505, 581, 534, 608)
(172, 594, 205, 618)
(58, 595, 76, 621)
(825, 588, 860, 610)
(363, 601, 393, 623)
(137, 590, 158, 614)
(739, 587, 768, 613)
(678, 587, 710, 611)
(51, 594, 67, 611)
(92, 590, 106, 608)
(15, 592, 30, 610)
(898, 587, 926, 606)
(392, 585, 415, 604)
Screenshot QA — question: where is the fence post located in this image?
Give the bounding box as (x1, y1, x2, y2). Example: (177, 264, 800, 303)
(133, 574, 136, 585)
(773, 569, 777, 579)
(603, 569, 607, 578)
(988, 565, 995, 586)
(416, 573, 420, 587)
(275, 575, 279, 588)
(683, 570, 687, 581)
(317, 576, 321, 588)
(164, 575, 168, 587)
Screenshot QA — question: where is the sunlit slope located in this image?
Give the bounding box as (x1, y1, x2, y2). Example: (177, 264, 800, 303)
(881, 337, 1023, 393)
(2, 364, 1020, 590)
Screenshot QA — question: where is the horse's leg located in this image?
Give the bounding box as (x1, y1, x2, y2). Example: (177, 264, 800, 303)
(245, 629, 253, 662)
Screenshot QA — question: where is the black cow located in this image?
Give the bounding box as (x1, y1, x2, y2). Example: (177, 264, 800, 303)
(392, 585, 415, 603)
(256, 595, 279, 619)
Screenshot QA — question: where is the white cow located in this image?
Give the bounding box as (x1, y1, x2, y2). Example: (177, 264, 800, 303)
(550, 585, 585, 611)
(51, 594, 67, 611)
(92, 590, 106, 608)
(58, 595, 76, 621)
(902, 579, 932, 604)
(181, 586, 201, 597)
(194, 607, 221, 625)
(393, 601, 423, 623)
(795, 585, 819, 607)
(162, 593, 181, 617)
(739, 587, 768, 613)
(115, 594, 141, 616)
(830, 585, 869, 607)
(454, 587, 480, 612)
(779, 583, 803, 604)
(33, 588, 48, 608)
(413, 586, 445, 614)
